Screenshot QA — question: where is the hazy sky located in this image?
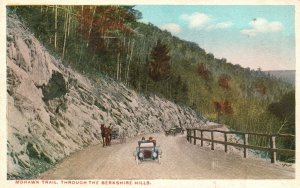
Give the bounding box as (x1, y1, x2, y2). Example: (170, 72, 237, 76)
(135, 5, 295, 71)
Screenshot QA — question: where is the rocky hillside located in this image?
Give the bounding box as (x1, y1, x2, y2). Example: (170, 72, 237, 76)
(6, 14, 210, 179)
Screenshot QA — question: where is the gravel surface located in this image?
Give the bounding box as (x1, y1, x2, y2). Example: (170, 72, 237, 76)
(37, 133, 294, 179)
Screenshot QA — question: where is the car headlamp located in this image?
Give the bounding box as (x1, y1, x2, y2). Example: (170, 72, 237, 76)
(138, 152, 144, 158)
(152, 151, 157, 158)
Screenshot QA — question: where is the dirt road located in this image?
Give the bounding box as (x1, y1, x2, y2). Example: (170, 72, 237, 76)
(37, 133, 294, 179)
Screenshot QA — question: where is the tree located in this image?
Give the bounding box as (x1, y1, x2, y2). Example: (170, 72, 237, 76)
(213, 101, 224, 121)
(268, 90, 295, 160)
(206, 53, 214, 61)
(171, 75, 189, 104)
(77, 6, 138, 54)
(220, 58, 227, 64)
(197, 63, 211, 80)
(224, 99, 233, 114)
(256, 80, 266, 95)
(268, 90, 295, 134)
(76, 6, 140, 79)
(218, 74, 231, 89)
(62, 6, 72, 60)
(148, 39, 171, 81)
(213, 99, 233, 121)
(54, 5, 58, 49)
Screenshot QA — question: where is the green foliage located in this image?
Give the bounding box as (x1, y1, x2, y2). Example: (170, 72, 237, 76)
(197, 63, 211, 81)
(268, 90, 295, 134)
(10, 6, 295, 162)
(148, 39, 171, 81)
(218, 74, 231, 89)
(267, 90, 295, 161)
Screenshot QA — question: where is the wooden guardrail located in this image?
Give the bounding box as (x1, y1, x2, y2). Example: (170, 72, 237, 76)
(186, 128, 295, 163)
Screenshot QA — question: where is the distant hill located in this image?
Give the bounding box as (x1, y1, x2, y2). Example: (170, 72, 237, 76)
(264, 70, 295, 85)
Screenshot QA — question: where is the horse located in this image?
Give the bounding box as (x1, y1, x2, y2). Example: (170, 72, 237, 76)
(106, 126, 112, 146)
(101, 124, 112, 147)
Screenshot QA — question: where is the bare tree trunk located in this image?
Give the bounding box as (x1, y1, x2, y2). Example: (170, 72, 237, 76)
(116, 53, 120, 80)
(78, 6, 84, 63)
(80, 5, 84, 31)
(54, 5, 58, 50)
(118, 37, 126, 81)
(62, 7, 69, 60)
(67, 6, 72, 37)
(125, 39, 135, 86)
(87, 6, 96, 47)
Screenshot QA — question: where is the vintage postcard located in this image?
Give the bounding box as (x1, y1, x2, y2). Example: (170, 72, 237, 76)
(1, 0, 299, 188)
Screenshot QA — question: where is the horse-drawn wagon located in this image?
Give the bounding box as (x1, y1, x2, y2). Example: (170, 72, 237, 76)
(111, 127, 126, 144)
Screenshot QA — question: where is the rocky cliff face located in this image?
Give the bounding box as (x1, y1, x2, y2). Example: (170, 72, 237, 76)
(6, 14, 208, 179)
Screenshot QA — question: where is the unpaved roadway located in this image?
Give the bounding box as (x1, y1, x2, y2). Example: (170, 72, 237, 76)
(38, 133, 294, 179)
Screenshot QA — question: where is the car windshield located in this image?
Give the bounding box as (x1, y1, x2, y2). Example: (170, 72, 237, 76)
(140, 142, 154, 147)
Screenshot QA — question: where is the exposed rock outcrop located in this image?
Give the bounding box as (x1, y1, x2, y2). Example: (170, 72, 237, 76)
(6, 14, 208, 179)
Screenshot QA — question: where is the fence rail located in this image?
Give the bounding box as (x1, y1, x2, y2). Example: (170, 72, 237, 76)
(186, 128, 295, 163)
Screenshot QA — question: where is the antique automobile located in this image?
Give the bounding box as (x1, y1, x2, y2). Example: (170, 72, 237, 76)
(134, 138, 162, 164)
(165, 126, 185, 136)
(164, 129, 175, 136)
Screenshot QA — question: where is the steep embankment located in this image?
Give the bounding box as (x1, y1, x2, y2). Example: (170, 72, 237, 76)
(6, 14, 211, 179)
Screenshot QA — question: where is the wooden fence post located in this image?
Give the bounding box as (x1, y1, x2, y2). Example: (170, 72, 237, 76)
(200, 130, 203, 147)
(194, 130, 196, 145)
(187, 129, 189, 142)
(244, 134, 248, 158)
(270, 135, 276, 163)
(224, 133, 227, 153)
(185, 130, 294, 163)
(211, 131, 214, 150)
